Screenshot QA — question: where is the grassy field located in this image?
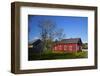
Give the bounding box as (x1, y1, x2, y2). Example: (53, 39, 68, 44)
(28, 51, 88, 60)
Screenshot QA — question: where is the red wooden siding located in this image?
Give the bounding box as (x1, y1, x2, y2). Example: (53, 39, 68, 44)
(52, 43, 82, 53)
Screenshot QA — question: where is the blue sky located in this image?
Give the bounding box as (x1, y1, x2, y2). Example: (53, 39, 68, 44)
(28, 15, 88, 43)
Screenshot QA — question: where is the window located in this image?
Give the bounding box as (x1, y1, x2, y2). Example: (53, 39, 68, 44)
(59, 45, 62, 50)
(69, 46, 72, 51)
(55, 47, 57, 50)
(64, 45, 67, 50)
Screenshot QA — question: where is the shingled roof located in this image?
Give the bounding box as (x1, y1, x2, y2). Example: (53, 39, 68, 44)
(59, 38, 82, 44)
(29, 39, 43, 45)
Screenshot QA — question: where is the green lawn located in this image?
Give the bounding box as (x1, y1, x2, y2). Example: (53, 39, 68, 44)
(28, 51, 88, 60)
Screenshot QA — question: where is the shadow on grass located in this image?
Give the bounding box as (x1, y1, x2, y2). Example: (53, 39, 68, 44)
(28, 51, 88, 61)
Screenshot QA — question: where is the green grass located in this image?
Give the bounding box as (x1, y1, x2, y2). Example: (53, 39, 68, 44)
(28, 51, 88, 61)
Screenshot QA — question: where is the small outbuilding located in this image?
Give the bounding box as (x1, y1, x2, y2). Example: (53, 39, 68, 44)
(28, 39, 44, 60)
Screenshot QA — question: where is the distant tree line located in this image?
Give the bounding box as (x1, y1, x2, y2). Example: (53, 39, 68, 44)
(82, 43, 88, 49)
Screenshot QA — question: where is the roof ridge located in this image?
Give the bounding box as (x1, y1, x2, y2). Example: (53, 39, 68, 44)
(62, 38, 81, 40)
(59, 38, 82, 44)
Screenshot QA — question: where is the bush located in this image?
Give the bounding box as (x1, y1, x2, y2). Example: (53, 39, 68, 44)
(74, 51, 88, 58)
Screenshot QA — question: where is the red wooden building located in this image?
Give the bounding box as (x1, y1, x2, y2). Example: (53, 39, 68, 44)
(52, 38, 82, 53)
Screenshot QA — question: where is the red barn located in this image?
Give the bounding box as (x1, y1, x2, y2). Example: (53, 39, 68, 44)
(52, 38, 82, 53)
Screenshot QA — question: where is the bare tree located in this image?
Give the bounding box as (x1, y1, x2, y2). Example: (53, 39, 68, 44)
(38, 19, 56, 40)
(38, 19, 66, 53)
(55, 29, 66, 41)
(38, 19, 56, 52)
